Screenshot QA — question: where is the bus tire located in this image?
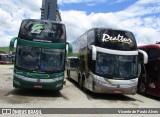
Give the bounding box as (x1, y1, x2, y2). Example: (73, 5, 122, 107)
(79, 74, 85, 89)
(67, 70, 70, 80)
(78, 73, 81, 87)
(139, 79, 146, 95)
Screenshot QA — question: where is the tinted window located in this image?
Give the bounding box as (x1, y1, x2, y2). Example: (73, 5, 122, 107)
(69, 58, 78, 67)
(18, 19, 66, 43)
(96, 52, 138, 79)
(148, 48, 159, 61)
(0, 55, 8, 61)
(148, 61, 160, 81)
(16, 45, 65, 73)
(87, 30, 95, 45)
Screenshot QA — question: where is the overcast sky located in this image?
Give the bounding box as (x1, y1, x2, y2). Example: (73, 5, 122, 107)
(0, 0, 160, 47)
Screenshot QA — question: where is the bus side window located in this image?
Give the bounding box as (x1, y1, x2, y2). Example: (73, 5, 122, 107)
(148, 48, 159, 61)
(148, 61, 159, 81)
(70, 59, 77, 68)
(79, 59, 85, 71)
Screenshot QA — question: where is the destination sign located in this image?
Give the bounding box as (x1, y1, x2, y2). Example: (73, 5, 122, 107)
(96, 28, 137, 51)
(102, 34, 132, 45)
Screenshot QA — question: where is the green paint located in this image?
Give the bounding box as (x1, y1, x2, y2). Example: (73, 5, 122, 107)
(14, 68, 64, 78)
(31, 23, 44, 34)
(13, 69, 64, 90)
(17, 39, 66, 49)
(9, 37, 17, 51)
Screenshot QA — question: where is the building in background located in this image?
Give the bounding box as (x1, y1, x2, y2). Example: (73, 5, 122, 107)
(41, 0, 62, 21)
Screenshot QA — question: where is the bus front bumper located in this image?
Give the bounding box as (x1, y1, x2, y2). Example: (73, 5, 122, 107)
(13, 74, 64, 90)
(93, 81, 137, 95)
(91, 74, 138, 95)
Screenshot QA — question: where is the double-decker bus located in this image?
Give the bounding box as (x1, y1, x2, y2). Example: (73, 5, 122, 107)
(138, 42, 160, 97)
(67, 28, 148, 94)
(10, 19, 71, 90)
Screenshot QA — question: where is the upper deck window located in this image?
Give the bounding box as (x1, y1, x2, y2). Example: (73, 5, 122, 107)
(18, 19, 66, 43)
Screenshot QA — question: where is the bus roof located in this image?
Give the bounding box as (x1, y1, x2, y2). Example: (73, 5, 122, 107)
(89, 27, 133, 33)
(76, 27, 134, 39)
(72, 27, 137, 51)
(138, 44, 160, 49)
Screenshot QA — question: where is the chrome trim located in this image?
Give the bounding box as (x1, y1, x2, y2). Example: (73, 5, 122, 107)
(96, 46, 138, 55)
(14, 73, 63, 83)
(90, 72, 138, 88)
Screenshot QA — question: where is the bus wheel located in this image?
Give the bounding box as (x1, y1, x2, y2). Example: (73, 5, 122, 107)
(79, 78, 83, 89)
(67, 70, 70, 80)
(79, 75, 85, 89)
(78, 74, 82, 88)
(139, 80, 146, 95)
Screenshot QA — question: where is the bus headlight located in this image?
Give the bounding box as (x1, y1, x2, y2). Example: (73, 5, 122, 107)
(131, 82, 137, 86)
(93, 75, 111, 85)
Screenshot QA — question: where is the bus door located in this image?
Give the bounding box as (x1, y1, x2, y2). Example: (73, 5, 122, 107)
(146, 60, 160, 96)
(67, 58, 79, 82)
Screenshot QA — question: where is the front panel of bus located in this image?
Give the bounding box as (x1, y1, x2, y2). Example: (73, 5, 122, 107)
(145, 47, 160, 97)
(88, 28, 138, 94)
(13, 19, 66, 90)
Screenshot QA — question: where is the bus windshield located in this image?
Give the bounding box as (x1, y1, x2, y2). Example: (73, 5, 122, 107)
(96, 52, 138, 79)
(16, 45, 65, 73)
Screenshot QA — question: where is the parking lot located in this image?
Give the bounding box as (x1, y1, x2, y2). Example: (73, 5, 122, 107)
(0, 65, 159, 117)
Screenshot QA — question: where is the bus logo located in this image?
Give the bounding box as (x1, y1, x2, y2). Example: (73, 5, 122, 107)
(102, 34, 132, 44)
(31, 23, 44, 34)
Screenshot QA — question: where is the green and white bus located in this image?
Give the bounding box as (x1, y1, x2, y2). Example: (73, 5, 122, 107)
(10, 19, 71, 90)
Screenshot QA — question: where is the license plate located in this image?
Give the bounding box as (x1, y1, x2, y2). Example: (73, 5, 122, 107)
(114, 90, 122, 94)
(34, 85, 42, 88)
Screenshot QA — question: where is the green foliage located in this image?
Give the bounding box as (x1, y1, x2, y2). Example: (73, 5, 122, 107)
(0, 47, 15, 53)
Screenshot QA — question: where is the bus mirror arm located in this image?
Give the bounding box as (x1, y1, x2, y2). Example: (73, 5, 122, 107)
(91, 45, 96, 60)
(9, 37, 17, 53)
(66, 42, 73, 57)
(138, 49, 148, 64)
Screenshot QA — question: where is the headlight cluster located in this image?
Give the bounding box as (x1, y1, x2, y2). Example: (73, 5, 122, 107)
(93, 75, 112, 86)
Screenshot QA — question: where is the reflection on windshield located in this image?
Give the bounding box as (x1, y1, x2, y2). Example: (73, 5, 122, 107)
(16, 45, 65, 72)
(96, 52, 138, 79)
(41, 48, 65, 71)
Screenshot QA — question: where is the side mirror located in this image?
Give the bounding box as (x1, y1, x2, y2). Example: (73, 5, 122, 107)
(67, 42, 72, 57)
(9, 37, 17, 52)
(91, 45, 96, 60)
(138, 49, 148, 64)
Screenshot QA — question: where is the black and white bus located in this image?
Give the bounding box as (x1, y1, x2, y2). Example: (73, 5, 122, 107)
(67, 28, 148, 94)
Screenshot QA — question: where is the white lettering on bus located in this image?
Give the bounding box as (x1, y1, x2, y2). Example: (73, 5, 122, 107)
(43, 30, 55, 34)
(102, 34, 132, 44)
(33, 39, 52, 43)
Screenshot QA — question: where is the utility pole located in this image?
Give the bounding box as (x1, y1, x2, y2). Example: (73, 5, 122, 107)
(40, 0, 62, 21)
